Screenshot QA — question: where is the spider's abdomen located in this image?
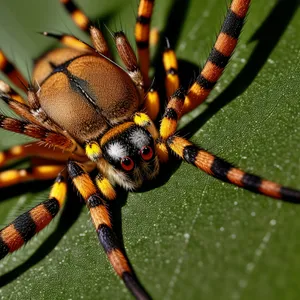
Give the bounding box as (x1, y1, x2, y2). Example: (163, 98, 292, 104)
(34, 50, 142, 144)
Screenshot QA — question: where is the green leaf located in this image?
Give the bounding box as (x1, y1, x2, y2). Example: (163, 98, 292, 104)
(0, 0, 300, 299)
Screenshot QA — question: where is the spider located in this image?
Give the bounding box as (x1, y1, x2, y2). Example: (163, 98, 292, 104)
(2, 1, 298, 298)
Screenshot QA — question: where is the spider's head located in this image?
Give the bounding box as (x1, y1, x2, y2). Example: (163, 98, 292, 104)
(98, 122, 159, 190)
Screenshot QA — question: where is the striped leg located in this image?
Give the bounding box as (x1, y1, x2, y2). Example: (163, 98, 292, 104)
(0, 115, 77, 152)
(60, 0, 91, 32)
(0, 165, 64, 188)
(135, 0, 155, 86)
(0, 172, 67, 259)
(68, 161, 151, 300)
(41, 32, 90, 51)
(167, 136, 300, 202)
(182, 0, 251, 115)
(95, 173, 117, 201)
(163, 40, 179, 99)
(0, 142, 86, 169)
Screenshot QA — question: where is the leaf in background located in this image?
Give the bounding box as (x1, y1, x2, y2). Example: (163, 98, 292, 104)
(0, 0, 300, 299)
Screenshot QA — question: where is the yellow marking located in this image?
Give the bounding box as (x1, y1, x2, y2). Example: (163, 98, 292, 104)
(72, 10, 89, 30)
(108, 249, 131, 277)
(73, 173, 97, 200)
(100, 122, 135, 146)
(135, 23, 150, 42)
(166, 74, 180, 99)
(10, 145, 24, 156)
(163, 50, 178, 72)
(96, 177, 116, 201)
(137, 0, 154, 19)
(30, 205, 53, 232)
(85, 141, 102, 162)
(0, 170, 25, 187)
(32, 165, 64, 180)
(134, 112, 159, 139)
(143, 90, 160, 121)
(1, 225, 24, 252)
(160, 118, 177, 140)
(49, 180, 67, 207)
(150, 28, 159, 46)
(62, 36, 89, 50)
(90, 205, 111, 228)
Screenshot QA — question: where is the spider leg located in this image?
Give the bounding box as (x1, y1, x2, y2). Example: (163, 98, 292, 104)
(95, 173, 117, 201)
(163, 39, 179, 99)
(0, 164, 64, 188)
(41, 32, 91, 51)
(0, 114, 79, 153)
(68, 161, 151, 300)
(60, 0, 91, 32)
(143, 87, 160, 121)
(114, 31, 144, 97)
(0, 142, 87, 169)
(135, 0, 155, 86)
(0, 50, 28, 92)
(90, 26, 111, 58)
(0, 172, 67, 259)
(182, 0, 251, 115)
(166, 136, 300, 202)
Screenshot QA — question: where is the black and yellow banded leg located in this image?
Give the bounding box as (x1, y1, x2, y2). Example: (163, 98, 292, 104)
(182, 0, 251, 115)
(0, 165, 65, 188)
(114, 32, 144, 93)
(167, 136, 300, 202)
(135, 0, 155, 87)
(163, 40, 179, 99)
(160, 88, 185, 140)
(95, 173, 117, 201)
(156, 88, 186, 163)
(0, 115, 76, 152)
(68, 161, 151, 300)
(0, 50, 28, 92)
(0, 172, 67, 259)
(60, 0, 91, 32)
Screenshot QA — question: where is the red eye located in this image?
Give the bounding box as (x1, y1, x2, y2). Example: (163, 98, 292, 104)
(140, 146, 153, 161)
(120, 157, 135, 171)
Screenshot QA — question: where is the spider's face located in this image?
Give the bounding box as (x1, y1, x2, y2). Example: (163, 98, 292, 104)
(100, 123, 159, 190)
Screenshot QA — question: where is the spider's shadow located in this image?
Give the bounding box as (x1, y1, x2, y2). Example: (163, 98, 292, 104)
(1, 0, 299, 289)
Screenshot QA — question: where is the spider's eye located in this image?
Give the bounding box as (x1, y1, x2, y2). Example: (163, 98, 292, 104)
(139, 146, 154, 161)
(120, 156, 135, 171)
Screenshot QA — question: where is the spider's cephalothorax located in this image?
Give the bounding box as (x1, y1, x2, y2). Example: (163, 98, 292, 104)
(100, 123, 159, 190)
(0, 0, 299, 299)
